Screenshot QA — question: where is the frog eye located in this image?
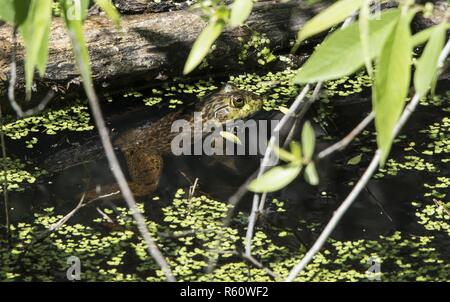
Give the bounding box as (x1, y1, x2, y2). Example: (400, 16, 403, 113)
(231, 96, 245, 108)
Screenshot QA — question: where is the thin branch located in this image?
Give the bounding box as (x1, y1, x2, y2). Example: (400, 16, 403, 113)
(317, 111, 375, 160)
(285, 38, 450, 281)
(66, 29, 175, 281)
(7, 27, 54, 119)
(244, 15, 356, 258)
(0, 104, 10, 242)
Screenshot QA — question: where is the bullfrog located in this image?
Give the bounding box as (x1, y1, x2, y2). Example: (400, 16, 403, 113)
(46, 84, 263, 200)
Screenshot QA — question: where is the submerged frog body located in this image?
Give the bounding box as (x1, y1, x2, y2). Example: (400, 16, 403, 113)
(75, 85, 263, 200)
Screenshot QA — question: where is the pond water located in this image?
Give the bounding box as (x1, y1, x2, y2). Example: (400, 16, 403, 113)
(0, 71, 448, 281)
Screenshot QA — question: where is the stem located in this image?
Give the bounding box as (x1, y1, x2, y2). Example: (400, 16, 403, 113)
(285, 37, 450, 281)
(65, 27, 175, 281)
(0, 104, 10, 242)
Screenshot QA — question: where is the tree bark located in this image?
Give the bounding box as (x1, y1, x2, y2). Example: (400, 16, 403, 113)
(0, 1, 318, 108)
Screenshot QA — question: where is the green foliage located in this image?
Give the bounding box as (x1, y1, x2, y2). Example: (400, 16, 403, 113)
(15, 0, 52, 99)
(183, 19, 226, 75)
(301, 121, 315, 162)
(294, 9, 400, 84)
(292, 0, 363, 53)
(229, 0, 253, 27)
(414, 22, 447, 97)
(248, 121, 318, 192)
(248, 164, 302, 193)
(373, 8, 414, 165)
(358, 0, 372, 76)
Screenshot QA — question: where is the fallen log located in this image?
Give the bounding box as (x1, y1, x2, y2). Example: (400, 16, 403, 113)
(0, 1, 318, 110)
(0, 0, 446, 112)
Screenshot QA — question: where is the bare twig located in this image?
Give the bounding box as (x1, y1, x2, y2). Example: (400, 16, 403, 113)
(7, 27, 54, 118)
(285, 38, 450, 281)
(0, 104, 10, 242)
(244, 15, 356, 259)
(317, 111, 375, 160)
(206, 15, 357, 274)
(66, 29, 175, 281)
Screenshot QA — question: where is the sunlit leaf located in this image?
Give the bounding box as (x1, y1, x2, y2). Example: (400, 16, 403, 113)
(347, 154, 362, 165)
(301, 121, 315, 161)
(220, 131, 242, 145)
(373, 10, 413, 165)
(0, 0, 32, 25)
(19, 0, 52, 99)
(95, 0, 120, 27)
(183, 20, 225, 75)
(290, 141, 302, 161)
(414, 22, 446, 97)
(292, 0, 363, 52)
(304, 162, 319, 185)
(0, 0, 16, 23)
(294, 9, 400, 84)
(273, 145, 297, 163)
(248, 164, 301, 193)
(229, 0, 253, 27)
(412, 21, 450, 46)
(359, 0, 373, 76)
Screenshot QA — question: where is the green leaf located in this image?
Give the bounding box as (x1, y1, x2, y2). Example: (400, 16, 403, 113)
(412, 23, 450, 46)
(95, 0, 120, 27)
(301, 121, 315, 161)
(292, 0, 363, 52)
(290, 141, 302, 160)
(294, 9, 400, 84)
(183, 20, 224, 75)
(359, 0, 373, 76)
(248, 164, 301, 193)
(220, 131, 242, 145)
(304, 163, 319, 186)
(373, 10, 413, 165)
(0, 0, 32, 25)
(347, 154, 362, 165)
(414, 22, 446, 98)
(273, 145, 297, 163)
(18, 0, 52, 98)
(0, 0, 16, 23)
(229, 0, 253, 27)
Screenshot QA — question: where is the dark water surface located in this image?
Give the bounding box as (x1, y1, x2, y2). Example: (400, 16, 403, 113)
(1, 77, 449, 280)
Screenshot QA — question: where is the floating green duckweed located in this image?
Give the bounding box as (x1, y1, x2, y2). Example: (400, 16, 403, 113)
(1, 103, 93, 147)
(375, 156, 437, 178)
(0, 157, 46, 192)
(238, 32, 277, 66)
(324, 71, 373, 97)
(1, 186, 448, 281)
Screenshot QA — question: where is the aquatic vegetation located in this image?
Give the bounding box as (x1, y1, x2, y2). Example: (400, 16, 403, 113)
(324, 71, 373, 97)
(238, 32, 277, 66)
(375, 156, 437, 178)
(420, 117, 450, 158)
(0, 157, 47, 192)
(1, 104, 93, 147)
(1, 185, 448, 281)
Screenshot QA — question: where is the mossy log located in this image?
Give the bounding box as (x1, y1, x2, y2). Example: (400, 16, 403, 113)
(0, 1, 318, 109)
